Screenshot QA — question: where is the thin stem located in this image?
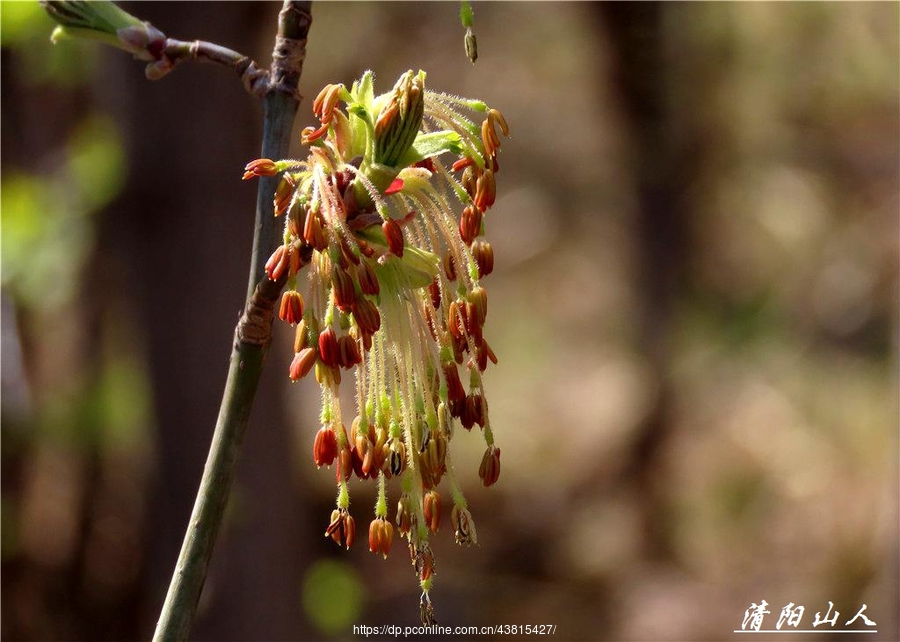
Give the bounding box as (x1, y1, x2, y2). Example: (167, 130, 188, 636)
(248, 0, 313, 294)
(160, 39, 269, 95)
(153, 3, 312, 640)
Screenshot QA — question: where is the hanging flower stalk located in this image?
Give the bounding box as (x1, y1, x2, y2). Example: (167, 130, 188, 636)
(244, 69, 508, 623)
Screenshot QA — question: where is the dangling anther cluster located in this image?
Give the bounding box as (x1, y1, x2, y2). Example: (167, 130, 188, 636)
(243, 70, 508, 624)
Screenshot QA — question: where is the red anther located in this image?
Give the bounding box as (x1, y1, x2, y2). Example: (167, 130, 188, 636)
(459, 205, 483, 245)
(368, 518, 383, 556)
(469, 286, 487, 326)
(318, 327, 339, 368)
(279, 290, 305, 325)
(452, 157, 475, 172)
(351, 441, 367, 479)
(331, 265, 357, 312)
(424, 490, 441, 533)
(443, 252, 457, 282)
(357, 260, 380, 296)
(474, 169, 496, 211)
(352, 297, 381, 334)
(265, 245, 290, 281)
(475, 339, 490, 372)
(300, 123, 330, 145)
(447, 300, 465, 340)
(273, 174, 296, 216)
(338, 439, 352, 482)
(481, 118, 501, 158)
(443, 362, 466, 406)
(463, 301, 483, 346)
(448, 396, 464, 420)
(289, 347, 317, 381)
(472, 239, 494, 277)
(326, 509, 343, 545)
(416, 546, 435, 582)
(242, 158, 278, 180)
(343, 513, 356, 549)
(396, 494, 412, 536)
(470, 393, 486, 428)
(289, 244, 302, 277)
(313, 426, 338, 467)
(478, 445, 501, 487)
(380, 520, 394, 557)
(460, 395, 476, 430)
(428, 280, 441, 309)
(338, 334, 361, 369)
(383, 218, 404, 257)
(303, 208, 325, 250)
(489, 108, 510, 137)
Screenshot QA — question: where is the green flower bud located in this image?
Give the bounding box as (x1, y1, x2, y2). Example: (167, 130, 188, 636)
(374, 70, 426, 168)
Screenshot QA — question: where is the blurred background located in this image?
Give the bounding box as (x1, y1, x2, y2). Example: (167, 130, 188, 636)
(2, 2, 898, 640)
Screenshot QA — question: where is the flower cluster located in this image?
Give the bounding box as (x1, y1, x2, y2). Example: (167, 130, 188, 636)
(243, 70, 507, 623)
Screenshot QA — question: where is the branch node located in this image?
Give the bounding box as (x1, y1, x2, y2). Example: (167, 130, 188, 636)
(241, 60, 270, 97)
(268, 2, 312, 100)
(235, 275, 285, 348)
(269, 36, 306, 100)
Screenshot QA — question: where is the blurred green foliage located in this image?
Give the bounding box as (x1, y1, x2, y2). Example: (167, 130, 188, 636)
(68, 115, 126, 211)
(301, 559, 365, 636)
(36, 354, 151, 451)
(1, 173, 55, 297)
(1, 0, 97, 85)
(1, 115, 124, 309)
(1, 0, 48, 45)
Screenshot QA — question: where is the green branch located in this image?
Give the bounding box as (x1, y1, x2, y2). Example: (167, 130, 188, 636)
(152, 275, 286, 642)
(148, 2, 313, 640)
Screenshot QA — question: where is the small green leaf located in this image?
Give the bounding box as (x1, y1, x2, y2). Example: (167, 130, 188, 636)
(358, 70, 375, 112)
(397, 131, 464, 168)
(371, 247, 439, 291)
(399, 245, 440, 287)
